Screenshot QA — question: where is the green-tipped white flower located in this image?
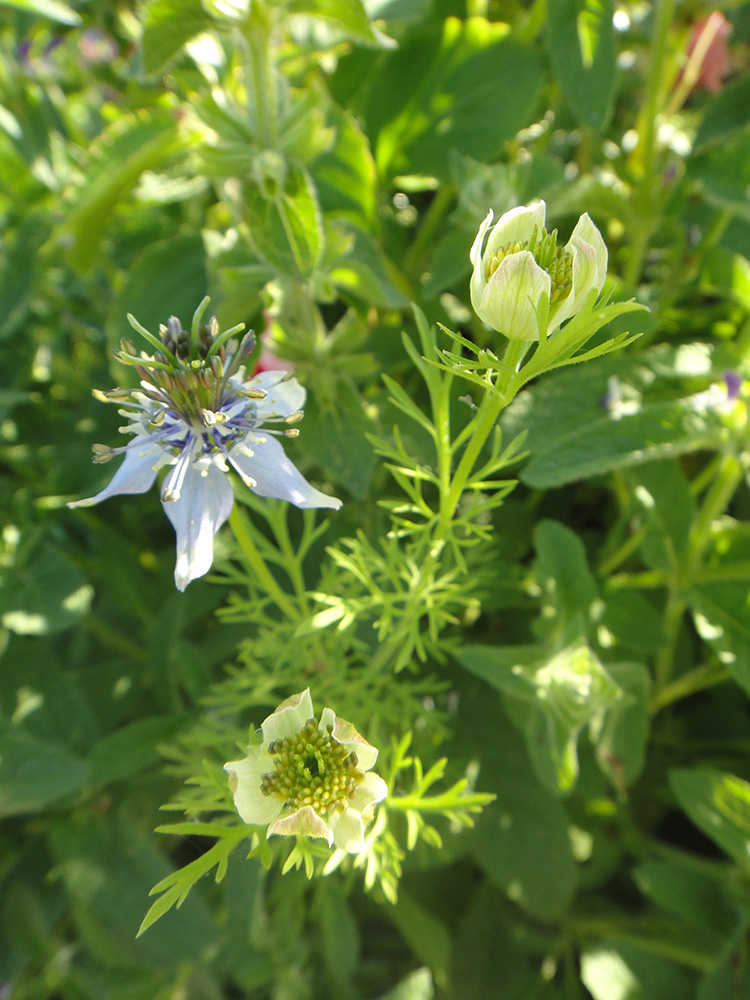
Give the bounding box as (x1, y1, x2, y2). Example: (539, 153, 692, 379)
(470, 201, 608, 341)
(225, 689, 388, 854)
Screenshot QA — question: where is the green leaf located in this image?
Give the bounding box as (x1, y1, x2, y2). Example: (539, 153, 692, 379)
(582, 943, 694, 1000)
(389, 890, 451, 991)
(670, 767, 750, 871)
(301, 377, 377, 497)
(546, 0, 616, 129)
(600, 591, 667, 656)
(88, 716, 184, 787)
(313, 880, 359, 985)
(521, 396, 729, 488)
(0, 729, 89, 817)
(141, 0, 211, 74)
(370, 18, 544, 180)
(244, 163, 324, 278)
(0, 537, 93, 636)
(289, 0, 378, 45)
(626, 461, 695, 570)
(0, 0, 80, 24)
(695, 74, 750, 149)
(594, 662, 651, 787)
(63, 111, 182, 271)
(689, 582, 750, 697)
(533, 519, 598, 638)
(107, 233, 207, 346)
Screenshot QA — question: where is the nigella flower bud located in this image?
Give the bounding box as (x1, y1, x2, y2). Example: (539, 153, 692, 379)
(470, 201, 608, 341)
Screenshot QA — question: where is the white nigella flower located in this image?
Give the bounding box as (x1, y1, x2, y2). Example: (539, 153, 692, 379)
(470, 200, 608, 341)
(224, 689, 388, 854)
(68, 301, 341, 591)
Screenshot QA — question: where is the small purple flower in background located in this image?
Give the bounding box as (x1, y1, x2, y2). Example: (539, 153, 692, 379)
(724, 371, 742, 401)
(225, 689, 388, 853)
(68, 299, 341, 590)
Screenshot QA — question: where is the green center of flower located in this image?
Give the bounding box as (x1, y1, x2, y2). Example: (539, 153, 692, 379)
(485, 225, 573, 303)
(260, 718, 365, 816)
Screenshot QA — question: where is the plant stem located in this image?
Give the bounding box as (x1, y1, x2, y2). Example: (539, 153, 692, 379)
(624, 0, 676, 289)
(228, 503, 298, 620)
(651, 662, 731, 714)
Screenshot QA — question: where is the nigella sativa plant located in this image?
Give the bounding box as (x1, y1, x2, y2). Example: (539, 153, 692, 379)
(69, 298, 341, 590)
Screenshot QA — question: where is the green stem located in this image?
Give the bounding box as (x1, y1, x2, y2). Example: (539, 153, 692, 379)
(244, 3, 277, 150)
(654, 451, 742, 691)
(624, 0, 676, 289)
(403, 185, 454, 280)
(651, 662, 732, 714)
(228, 503, 298, 620)
(436, 339, 526, 537)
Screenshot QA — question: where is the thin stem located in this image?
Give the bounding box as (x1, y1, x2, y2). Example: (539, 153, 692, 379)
(228, 503, 298, 620)
(651, 662, 732, 714)
(624, 0, 676, 289)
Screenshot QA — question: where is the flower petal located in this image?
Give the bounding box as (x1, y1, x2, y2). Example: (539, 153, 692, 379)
(67, 437, 167, 508)
(352, 771, 389, 812)
(549, 237, 599, 332)
(484, 200, 546, 258)
(327, 711, 380, 772)
(254, 373, 306, 420)
(469, 210, 495, 317)
(162, 461, 234, 590)
(268, 805, 333, 845)
(479, 250, 550, 340)
(230, 434, 341, 509)
(329, 807, 366, 853)
(224, 751, 284, 826)
(262, 688, 315, 743)
(569, 212, 608, 286)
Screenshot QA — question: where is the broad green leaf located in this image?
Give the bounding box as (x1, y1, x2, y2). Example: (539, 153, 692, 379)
(375, 968, 434, 1000)
(670, 767, 750, 871)
(107, 233, 207, 348)
(582, 943, 693, 1000)
(689, 135, 750, 222)
(141, 0, 211, 74)
(521, 396, 729, 488)
(371, 18, 544, 180)
(329, 224, 410, 309)
(88, 716, 184, 787)
(389, 891, 451, 992)
(633, 859, 737, 948)
(695, 75, 750, 149)
(313, 880, 359, 985)
(0, 0, 80, 23)
(63, 111, 182, 271)
(0, 538, 93, 636)
(289, 0, 378, 45)
(244, 163, 324, 278)
(533, 519, 598, 639)
(0, 211, 50, 341)
(689, 582, 750, 696)
(626, 460, 695, 570)
(547, 0, 616, 129)
(600, 591, 667, 656)
(0, 729, 89, 817)
(315, 106, 377, 227)
(593, 663, 650, 787)
(300, 377, 378, 497)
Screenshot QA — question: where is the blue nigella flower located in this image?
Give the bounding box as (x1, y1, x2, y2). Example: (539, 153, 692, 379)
(69, 299, 341, 590)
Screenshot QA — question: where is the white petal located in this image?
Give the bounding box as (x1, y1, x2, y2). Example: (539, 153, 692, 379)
(479, 250, 550, 340)
(67, 437, 167, 508)
(230, 434, 341, 509)
(327, 712, 380, 771)
(569, 212, 607, 286)
(352, 771, 389, 811)
(329, 807, 366, 853)
(224, 751, 284, 826)
(163, 462, 234, 590)
(549, 238, 598, 332)
(267, 805, 333, 845)
(469, 211, 495, 316)
(253, 373, 306, 419)
(262, 688, 315, 743)
(485, 201, 546, 257)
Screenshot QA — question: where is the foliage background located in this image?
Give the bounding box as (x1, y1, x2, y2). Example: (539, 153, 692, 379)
(2, 0, 750, 998)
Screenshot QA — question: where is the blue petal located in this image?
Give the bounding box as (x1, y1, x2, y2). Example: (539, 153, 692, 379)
(67, 437, 167, 508)
(229, 435, 341, 509)
(162, 462, 234, 590)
